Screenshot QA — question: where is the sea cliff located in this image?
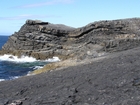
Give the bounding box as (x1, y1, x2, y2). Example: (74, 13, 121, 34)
(2, 18, 140, 61)
(1, 18, 140, 104)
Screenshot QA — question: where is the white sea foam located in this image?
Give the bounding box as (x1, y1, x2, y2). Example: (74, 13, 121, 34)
(9, 76, 20, 80)
(0, 54, 37, 63)
(0, 54, 60, 63)
(46, 56, 60, 62)
(33, 66, 43, 70)
(0, 55, 61, 81)
(0, 79, 5, 82)
(0, 76, 22, 82)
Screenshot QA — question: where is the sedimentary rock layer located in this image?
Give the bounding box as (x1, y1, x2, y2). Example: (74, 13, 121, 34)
(2, 18, 140, 59)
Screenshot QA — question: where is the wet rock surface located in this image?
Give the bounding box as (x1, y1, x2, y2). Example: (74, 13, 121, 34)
(0, 47, 140, 104)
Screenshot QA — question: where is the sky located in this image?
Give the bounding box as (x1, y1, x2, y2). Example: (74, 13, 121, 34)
(0, 0, 140, 35)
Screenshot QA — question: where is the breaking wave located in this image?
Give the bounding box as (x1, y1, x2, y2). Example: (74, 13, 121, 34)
(0, 54, 60, 81)
(0, 54, 60, 62)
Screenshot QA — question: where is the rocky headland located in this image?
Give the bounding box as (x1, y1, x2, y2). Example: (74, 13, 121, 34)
(2, 18, 140, 61)
(1, 18, 140, 104)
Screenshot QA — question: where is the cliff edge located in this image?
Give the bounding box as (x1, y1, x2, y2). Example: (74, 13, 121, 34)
(1, 18, 140, 60)
(1, 18, 140, 104)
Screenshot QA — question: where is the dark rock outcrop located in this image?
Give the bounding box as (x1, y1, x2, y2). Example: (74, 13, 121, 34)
(1, 18, 140, 104)
(26, 19, 49, 25)
(1, 47, 140, 105)
(2, 18, 140, 60)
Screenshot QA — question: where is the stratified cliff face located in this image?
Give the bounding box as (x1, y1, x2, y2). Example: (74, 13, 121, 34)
(2, 18, 140, 59)
(2, 19, 75, 51)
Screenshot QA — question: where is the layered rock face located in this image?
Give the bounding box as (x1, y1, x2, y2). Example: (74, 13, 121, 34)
(2, 18, 140, 59)
(3, 20, 75, 51)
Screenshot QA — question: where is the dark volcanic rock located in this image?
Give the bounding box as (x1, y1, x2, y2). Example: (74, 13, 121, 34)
(2, 18, 140, 59)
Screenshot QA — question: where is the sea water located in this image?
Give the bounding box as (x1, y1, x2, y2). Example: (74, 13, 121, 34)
(0, 36, 60, 81)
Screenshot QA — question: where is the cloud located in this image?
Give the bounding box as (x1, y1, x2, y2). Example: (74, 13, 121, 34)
(14, 0, 74, 8)
(0, 14, 61, 20)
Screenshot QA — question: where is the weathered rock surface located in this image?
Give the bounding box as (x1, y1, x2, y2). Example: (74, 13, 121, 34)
(1, 47, 140, 105)
(2, 18, 140, 60)
(1, 18, 140, 104)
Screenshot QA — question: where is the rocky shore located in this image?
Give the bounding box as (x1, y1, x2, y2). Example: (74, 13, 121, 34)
(1, 47, 140, 105)
(1, 18, 140, 104)
(2, 18, 140, 61)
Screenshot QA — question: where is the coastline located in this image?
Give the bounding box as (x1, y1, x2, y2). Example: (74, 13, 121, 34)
(0, 54, 61, 81)
(1, 18, 140, 104)
(1, 47, 140, 104)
